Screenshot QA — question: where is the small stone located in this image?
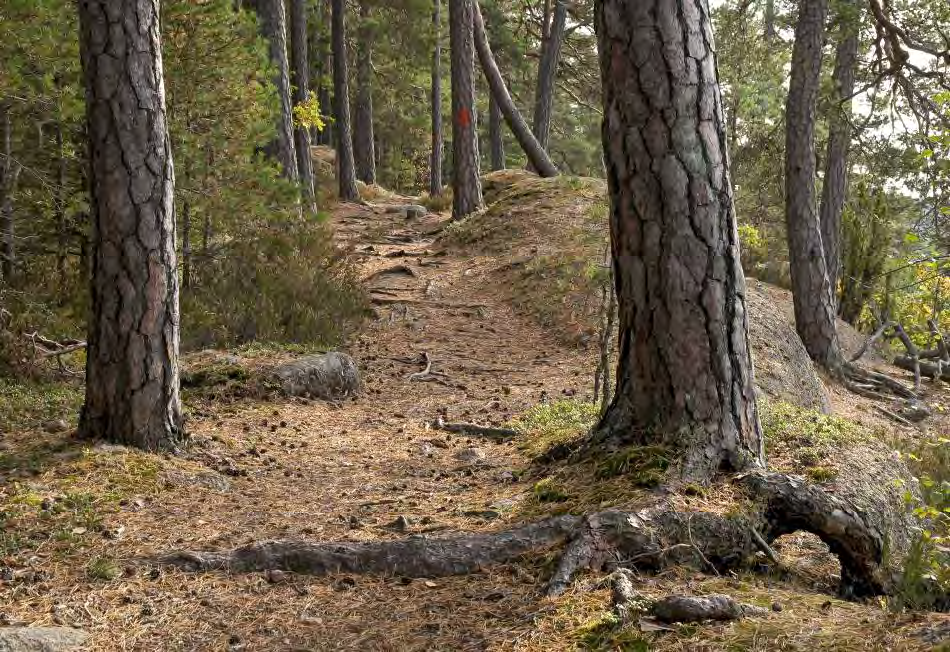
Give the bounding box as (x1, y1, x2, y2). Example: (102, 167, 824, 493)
(771, 601, 783, 612)
(265, 569, 287, 584)
(42, 419, 69, 434)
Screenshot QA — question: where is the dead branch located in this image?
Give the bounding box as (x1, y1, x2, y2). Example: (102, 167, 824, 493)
(849, 321, 895, 362)
(650, 594, 768, 623)
(874, 405, 916, 428)
(894, 355, 950, 381)
(432, 415, 519, 441)
(407, 352, 448, 382)
(892, 324, 922, 390)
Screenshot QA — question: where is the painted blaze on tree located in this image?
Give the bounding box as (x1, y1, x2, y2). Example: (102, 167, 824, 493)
(594, 0, 763, 481)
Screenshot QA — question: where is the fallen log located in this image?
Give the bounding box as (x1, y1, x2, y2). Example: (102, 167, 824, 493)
(894, 355, 949, 381)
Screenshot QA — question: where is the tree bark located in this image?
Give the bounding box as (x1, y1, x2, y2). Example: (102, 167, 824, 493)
(250, 0, 300, 183)
(430, 0, 444, 196)
(764, 0, 777, 41)
(472, 2, 558, 178)
(489, 93, 505, 170)
(332, 0, 360, 201)
(289, 0, 317, 210)
(784, 0, 842, 369)
(819, 1, 860, 307)
(532, 0, 566, 152)
(593, 0, 763, 482)
(313, 0, 333, 147)
(55, 118, 68, 292)
(353, 2, 376, 185)
(448, 0, 483, 218)
(0, 103, 19, 284)
(76, 0, 184, 452)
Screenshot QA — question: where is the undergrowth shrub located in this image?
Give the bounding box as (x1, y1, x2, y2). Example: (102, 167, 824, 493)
(181, 219, 367, 349)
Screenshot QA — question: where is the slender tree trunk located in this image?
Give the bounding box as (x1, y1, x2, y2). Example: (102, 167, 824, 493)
(332, 0, 360, 201)
(784, 0, 842, 369)
(314, 0, 333, 146)
(532, 0, 566, 151)
(449, 0, 483, 218)
(289, 0, 317, 210)
(764, 0, 777, 41)
(181, 150, 192, 291)
(77, 0, 184, 451)
(353, 2, 376, 185)
(430, 0, 444, 196)
(819, 1, 860, 309)
(489, 93, 505, 170)
(594, 0, 764, 482)
(55, 118, 68, 292)
(472, 1, 558, 177)
(0, 104, 19, 284)
(251, 0, 299, 183)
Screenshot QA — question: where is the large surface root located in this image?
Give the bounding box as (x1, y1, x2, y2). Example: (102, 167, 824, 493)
(163, 470, 923, 604)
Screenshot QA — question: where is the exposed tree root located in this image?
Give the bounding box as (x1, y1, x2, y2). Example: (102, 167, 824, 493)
(895, 355, 949, 381)
(163, 470, 924, 605)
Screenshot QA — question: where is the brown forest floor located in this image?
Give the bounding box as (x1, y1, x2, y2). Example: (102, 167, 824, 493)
(2, 190, 950, 651)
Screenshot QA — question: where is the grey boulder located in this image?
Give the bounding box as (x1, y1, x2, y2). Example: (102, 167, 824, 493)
(272, 352, 360, 399)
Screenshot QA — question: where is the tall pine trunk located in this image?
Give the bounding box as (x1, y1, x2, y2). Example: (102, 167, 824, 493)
(0, 103, 19, 284)
(430, 0, 444, 196)
(353, 2, 376, 185)
(251, 0, 299, 183)
(289, 0, 317, 210)
(332, 0, 360, 201)
(594, 0, 763, 482)
(489, 93, 505, 170)
(819, 1, 860, 308)
(449, 0, 483, 218)
(313, 0, 333, 147)
(532, 0, 566, 152)
(77, 0, 184, 451)
(784, 0, 842, 369)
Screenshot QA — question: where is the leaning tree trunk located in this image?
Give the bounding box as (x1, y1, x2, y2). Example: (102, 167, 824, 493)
(353, 2, 376, 185)
(785, 0, 842, 370)
(448, 0, 483, 218)
(77, 0, 184, 452)
(532, 0, 566, 152)
(489, 93, 505, 170)
(251, 0, 299, 183)
(430, 0, 444, 196)
(289, 0, 317, 210)
(472, 1, 558, 178)
(819, 1, 860, 308)
(331, 0, 360, 201)
(594, 0, 763, 482)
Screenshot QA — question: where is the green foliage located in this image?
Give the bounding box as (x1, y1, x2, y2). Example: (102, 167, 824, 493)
(532, 477, 571, 503)
(575, 613, 650, 651)
(511, 399, 600, 458)
(0, 377, 83, 433)
(595, 446, 671, 486)
(86, 556, 121, 581)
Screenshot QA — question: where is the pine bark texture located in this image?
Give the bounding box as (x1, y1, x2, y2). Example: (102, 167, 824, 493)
(819, 2, 860, 305)
(449, 0, 483, 218)
(314, 0, 333, 147)
(0, 103, 19, 283)
(353, 2, 376, 185)
(489, 93, 505, 170)
(331, 0, 359, 201)
(430, 0, 444, 196)
(76, 0, 184, 451)
(532, 0, 567, 151)
(784, 0, 842, 368)
(472, 2, 558, 178)
(251, 0, 299, 182)
(289, 0, 316, 208)
(594, 0, 763, 481)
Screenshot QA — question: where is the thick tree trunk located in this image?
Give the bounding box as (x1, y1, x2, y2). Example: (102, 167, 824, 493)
(332, 0, 360, 201)
(77, 0, 184, 451)
(532, 0, 566, 151)
(353, 2, 376, 185)
(819, 2, 860, 307)
(472, 2, 558, 178)
(489, 93, 505, 170)
(430, 0, 444, 196)
(251, 0, 299, 183)
(448, 0, 483, 218)
(784, 0, 842, 370)
(289, 0, 317, 210)
(594, 0, 763, 482)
